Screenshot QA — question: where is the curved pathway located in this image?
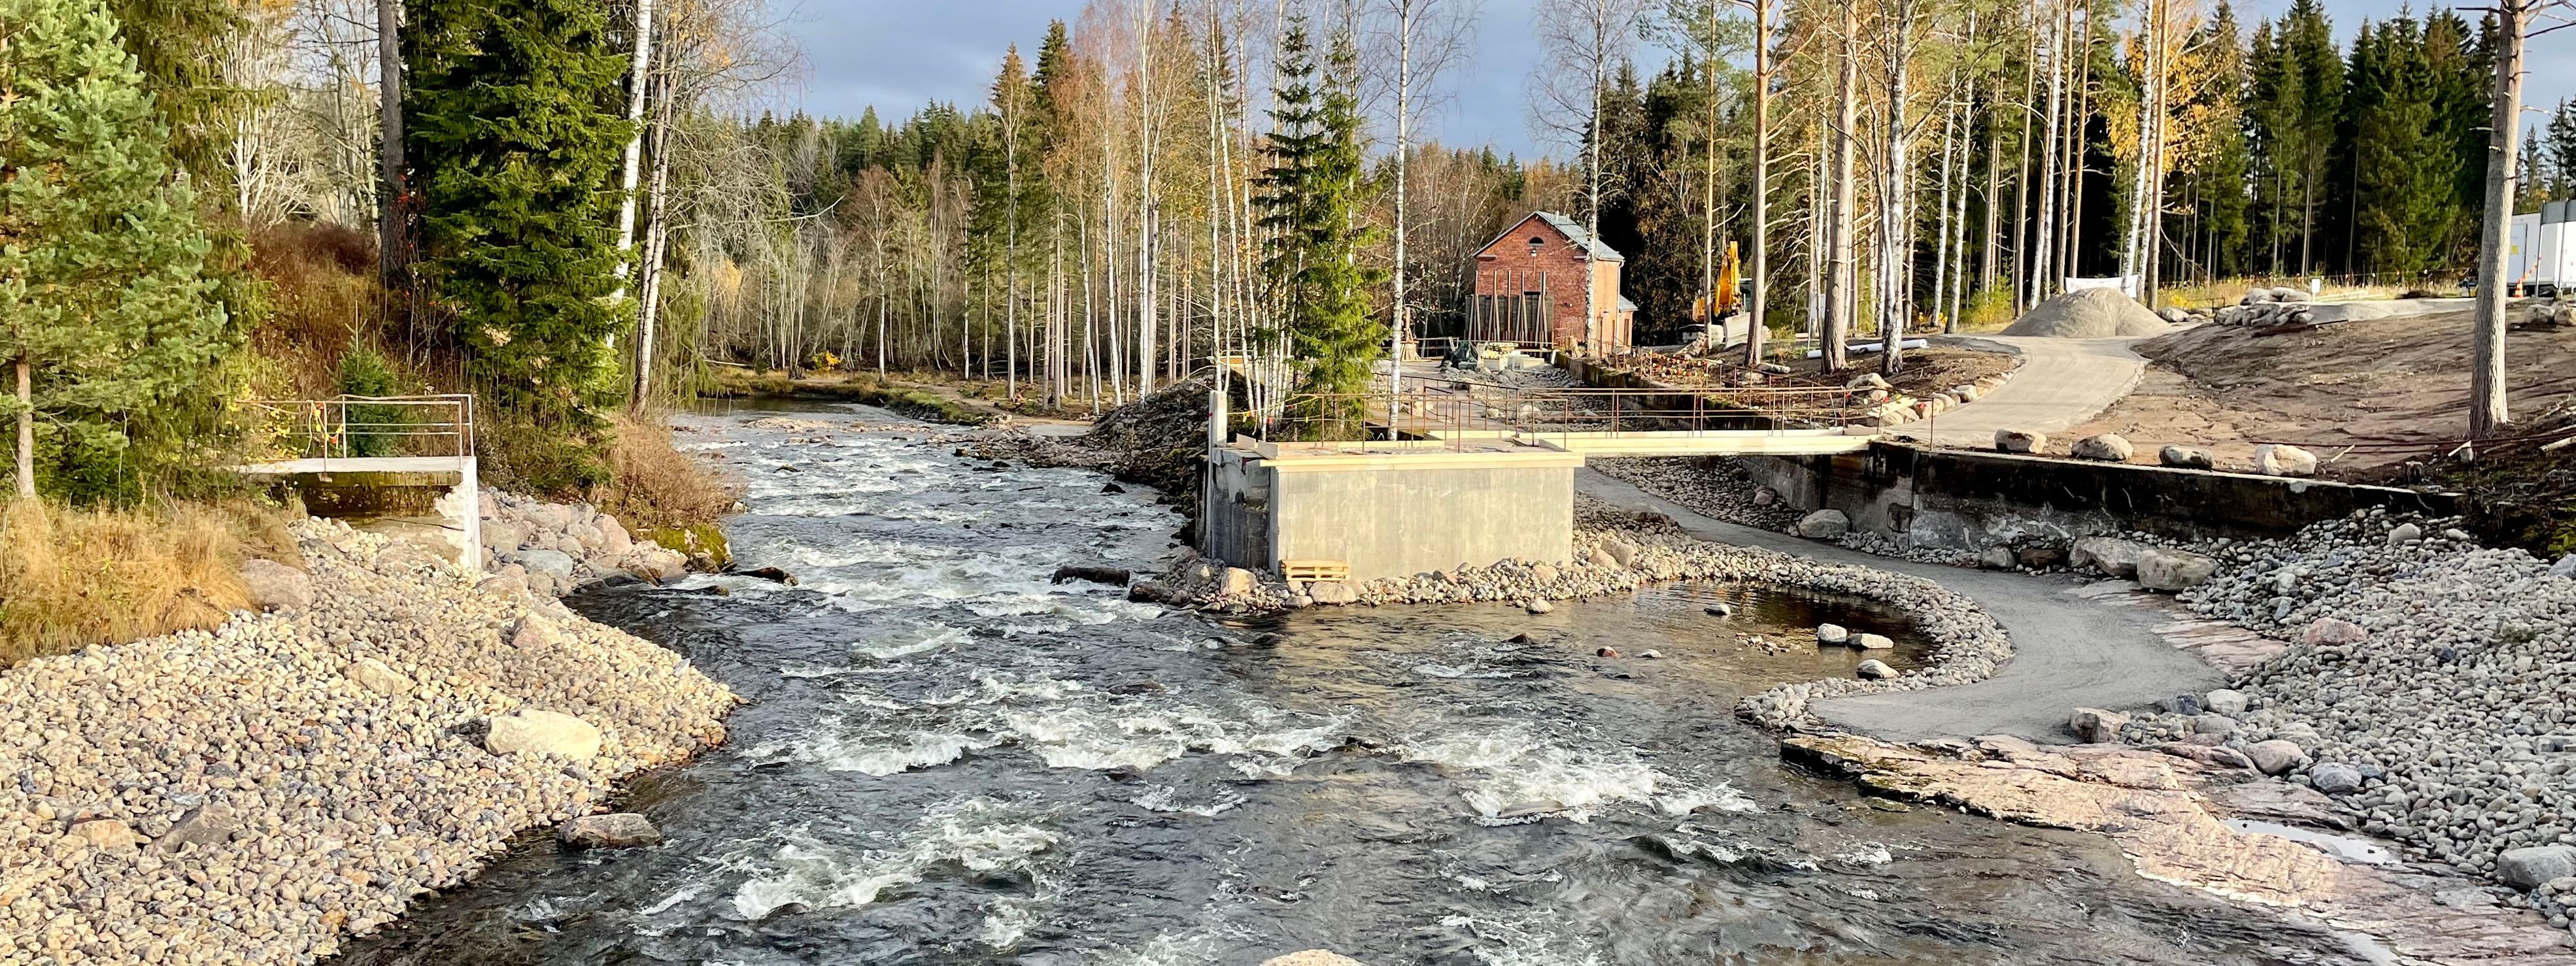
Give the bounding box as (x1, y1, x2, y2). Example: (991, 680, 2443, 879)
(1886, 335, 2152, 448)
(1577, 468, 2224, 743)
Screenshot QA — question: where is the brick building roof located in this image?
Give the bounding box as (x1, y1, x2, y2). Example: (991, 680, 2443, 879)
(1481, 211, 1625, 263)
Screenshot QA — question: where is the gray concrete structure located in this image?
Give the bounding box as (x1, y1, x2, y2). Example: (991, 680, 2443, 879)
(1207, 443, 1579, 580)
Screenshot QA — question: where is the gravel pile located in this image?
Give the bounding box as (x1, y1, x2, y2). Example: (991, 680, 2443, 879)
(2001, 288, 2176, 338)
(1137, 522, 2011, 733)
(0, 518, 737, 965)
(479, 489, 692, 595)
(2119, 508, 2576, 924)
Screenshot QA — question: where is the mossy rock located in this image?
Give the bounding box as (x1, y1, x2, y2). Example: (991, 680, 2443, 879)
(645, 523, 730, 567)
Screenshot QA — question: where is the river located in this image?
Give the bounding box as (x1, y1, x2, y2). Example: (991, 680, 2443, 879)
(335, 404, 2369, 965)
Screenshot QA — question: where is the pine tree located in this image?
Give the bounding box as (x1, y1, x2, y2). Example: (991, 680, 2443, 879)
(2551, 101, 2576, 201)
(1257, 18, 1381, 429)
(0, 0, 233, 501)
(404, 0, 633, 422)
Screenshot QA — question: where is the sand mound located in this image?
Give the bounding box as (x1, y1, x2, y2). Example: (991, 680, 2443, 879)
(2003, 288, 2175, 338)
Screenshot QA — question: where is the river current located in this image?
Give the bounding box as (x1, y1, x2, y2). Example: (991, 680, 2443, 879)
(336, 404, 2369, 965)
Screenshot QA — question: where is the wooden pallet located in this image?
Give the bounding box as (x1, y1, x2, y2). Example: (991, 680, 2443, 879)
(1281, 559, 1351, 584)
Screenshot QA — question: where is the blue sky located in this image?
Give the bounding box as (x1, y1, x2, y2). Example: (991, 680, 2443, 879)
(770, 0, 2576, 159)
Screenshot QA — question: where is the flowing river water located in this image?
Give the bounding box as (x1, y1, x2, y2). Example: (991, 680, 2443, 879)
(336, 404, 2372, 965)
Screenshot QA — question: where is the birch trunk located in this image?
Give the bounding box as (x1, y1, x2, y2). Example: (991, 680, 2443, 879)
(611, 0, 656, 296)
(1823, 10, 1858, 372)
(1744, 0, 1772, 367)
(12, 357, 30, 499)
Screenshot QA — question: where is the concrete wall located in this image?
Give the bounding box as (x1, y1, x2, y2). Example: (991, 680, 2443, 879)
(1744, 444, 2458, 550)
(1205, 447, 1576, 580)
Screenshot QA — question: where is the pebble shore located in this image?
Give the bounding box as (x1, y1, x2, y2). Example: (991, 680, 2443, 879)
(0, 517, 737, 965)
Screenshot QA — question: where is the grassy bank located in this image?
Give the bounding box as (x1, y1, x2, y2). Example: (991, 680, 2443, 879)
(0, 499, 299, 666)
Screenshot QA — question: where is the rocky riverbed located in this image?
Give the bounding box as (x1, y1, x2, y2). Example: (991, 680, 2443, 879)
(0, 518, 736, 966)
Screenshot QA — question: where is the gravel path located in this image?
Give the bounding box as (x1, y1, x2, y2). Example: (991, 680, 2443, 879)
(1576, 468, 2224, 742)
(1884, 335, 2152, 448)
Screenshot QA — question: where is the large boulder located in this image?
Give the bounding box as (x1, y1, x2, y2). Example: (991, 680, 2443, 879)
(510, 612, 568, 650)
(2307, 762, 2364, 795)
(1993, 429, 2047, 454)
(518, 548, 579, 580)
(345, 658, 414, 697)
(238, 558, 313, 611)
(2071, 433, 2134, 462)
(1306, 582, 1359, 606)
(2070, 536, 2154, 579)
(559, 812, 662, 850)
(2301, 618, 2368, 648)
(2253, 443, 2318, 478)
(2245, 739, 2307, 776)
(2158, 445, 2214, 470)
(1814, 623, 1850, 645)
(1795, 509, 1850, 539)
(1219, 567, 1259, 597)
(2137, 548, 2219, 591)
(1852, 633, 1894, 650)
(155, 803, 241, 852)
(1855, 659, 1897, 680)
(2069, 707, 2129, 743)
(2500, 845, 2576, 891)
(479, 520, 525, 554)
(485, 709, 603, 761)
(2203, 688, 2248, 714)
(71, 819, 144, 850)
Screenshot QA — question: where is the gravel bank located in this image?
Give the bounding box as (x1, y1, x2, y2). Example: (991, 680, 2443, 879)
(0, 518, 737, 965)
(2095, 508, 2576, 930)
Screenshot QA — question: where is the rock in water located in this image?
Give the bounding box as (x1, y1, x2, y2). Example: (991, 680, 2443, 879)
(1855, 659, 1897, 679)
(2158, 445, 2214, 470)
(2137, 548, 2218, 591)
(2307, 763, 2364, 795)
(485, 710, 603, 761)
(238, 558, 313, 611)
(559, 812, 662, 850)
(2245, 739, 2307, 776)
(2069, 707, 2128, 743)
(1049, 565, 1131, 586)
(1993, 429, 2047, 454)
(2500, 845, 2576, 891)
(1814, 623, 1850, 645)
(738, 565, 798, 585)
(2253, 443, 2318, 478)
(1796, 510, 1850, 539)
(1852, 633, 1894, 650)
(1524, 599, 1554, 614)
(1704, 602, 1733, 617)
(1261, 953, 1369, 966)
(2071, 433, 2134, 461)
(1220, 567, 1258, 597)
(1306, 582, 1358, 605)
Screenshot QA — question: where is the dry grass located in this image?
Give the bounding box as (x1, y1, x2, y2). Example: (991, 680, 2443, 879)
(0, 499, 299, 667)
(594, 412, 742, 534)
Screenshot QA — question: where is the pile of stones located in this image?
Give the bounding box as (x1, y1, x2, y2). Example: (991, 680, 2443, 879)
(1843, 370, 2017, 428)
(2121, 508, 2576, 927)
(479, 489, 691, 596)
(0, 518, 737, 965)
(2212, 286, 2316, 327)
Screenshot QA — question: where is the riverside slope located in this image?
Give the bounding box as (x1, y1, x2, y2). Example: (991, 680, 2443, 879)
(1578, 467, 2224, 741)
(0, 520, 736, 966)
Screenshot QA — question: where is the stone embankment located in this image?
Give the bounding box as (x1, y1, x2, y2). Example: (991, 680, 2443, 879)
(1132, 499, 2012, 731)
(2090, 508, 2576, 935)
(0, 517, 737, 965)
(477, 489, 694, 596)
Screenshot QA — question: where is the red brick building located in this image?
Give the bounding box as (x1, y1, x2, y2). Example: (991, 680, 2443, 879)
(1466, 211, 1635, 353)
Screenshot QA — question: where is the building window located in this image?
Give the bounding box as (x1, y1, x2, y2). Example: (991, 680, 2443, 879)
(1527, 237, 1544, 258)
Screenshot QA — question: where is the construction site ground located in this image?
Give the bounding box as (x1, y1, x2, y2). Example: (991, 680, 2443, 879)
(1623, 344, 2019, 401)
(2059, 303, 2570, 476)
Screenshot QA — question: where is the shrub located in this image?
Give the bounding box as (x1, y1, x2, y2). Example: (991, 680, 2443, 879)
(0, 498, 296, 665)
(335, 347, 407, 457)
(593, 412, 740, 533)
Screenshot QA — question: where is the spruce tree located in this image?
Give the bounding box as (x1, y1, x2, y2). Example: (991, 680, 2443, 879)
(2349, 19, 2454, 274)
(1256, 18, 1381, 431)
(404, 0, 632, 421)
(2551, 101, 2576, 201)
(0, 0, 231, 501)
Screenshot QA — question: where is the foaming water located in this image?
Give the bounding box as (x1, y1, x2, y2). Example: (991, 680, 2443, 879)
(335, 403, 2367, 966)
